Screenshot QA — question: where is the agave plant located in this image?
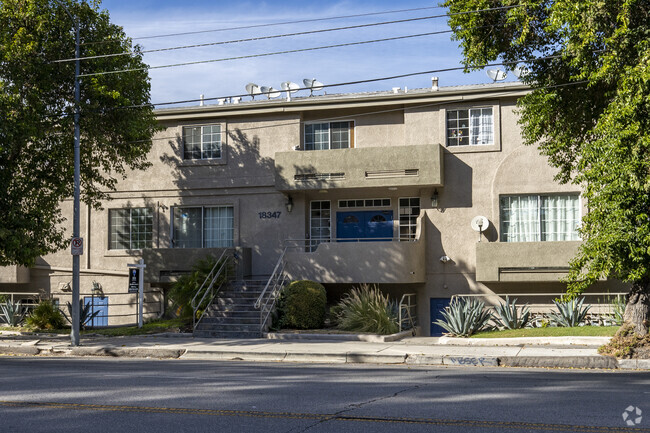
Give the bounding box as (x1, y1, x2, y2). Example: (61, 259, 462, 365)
(0, 300, 26, 327)
(492, 296, 531, 330)
(434, 297, 492, 337)
(549, 297, 591, 327)
(335, 284, 399, 335)
(62, 300, 101, 330)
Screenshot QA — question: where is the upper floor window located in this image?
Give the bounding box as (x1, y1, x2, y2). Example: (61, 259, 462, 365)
(399, 197, 420, 240)
(183, 125, 221, 160)
(500, 194, 580, 242)
(171, 206, 233, 248)
(109, 208, 153, 250)
(305, 121, 354, 150)
(447, 108, 493, 146)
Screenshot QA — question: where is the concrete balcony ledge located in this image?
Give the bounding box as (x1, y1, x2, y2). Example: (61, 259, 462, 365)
(475, 241, 581, 283)
(274, 143, 443, 191)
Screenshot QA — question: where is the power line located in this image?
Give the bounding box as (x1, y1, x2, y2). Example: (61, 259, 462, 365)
(56, 13, 448, 63)
(78, 30, 452, 77)
(82, 5, 447, 46)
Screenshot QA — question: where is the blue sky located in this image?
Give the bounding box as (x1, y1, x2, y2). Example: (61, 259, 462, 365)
(98, 0, 506, 106)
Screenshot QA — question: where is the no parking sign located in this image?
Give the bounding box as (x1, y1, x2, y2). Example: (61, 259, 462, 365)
(71, 237, 83, 255)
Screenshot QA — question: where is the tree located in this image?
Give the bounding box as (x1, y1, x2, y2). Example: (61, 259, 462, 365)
(0, 0, 160, 266)
(445, 0, 650, 335)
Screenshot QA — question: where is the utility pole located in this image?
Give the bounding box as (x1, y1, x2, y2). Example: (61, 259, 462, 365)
(54, 0, 81, 346)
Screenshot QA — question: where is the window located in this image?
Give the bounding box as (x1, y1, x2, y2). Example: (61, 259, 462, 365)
(500, 195, 580, 242)
(109, 208, 153, 250)
(304, 121, 354, 150)
(183, 125, 221, 160)
(309, 201, 331, 251)
(447, 108, 493, 146)
(399, 198, 420, 240)
(172, 206, 233, 248)
(338, 198, 391, 208)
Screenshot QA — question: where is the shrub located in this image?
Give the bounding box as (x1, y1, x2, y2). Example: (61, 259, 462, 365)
(334, 284, 399, 335)
(61, 300, 100, 330)
(434, 297, 492, 337)
(25, 300, 65, 330)
(493, 296, 531, 330)
(276, 280, 327, 329)
(0, 300, 27, 327)
(549, 297, 591, 327)
(169, 255, 230, 318)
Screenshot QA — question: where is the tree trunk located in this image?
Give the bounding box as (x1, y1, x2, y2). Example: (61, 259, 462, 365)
(623, 281, 650, 336)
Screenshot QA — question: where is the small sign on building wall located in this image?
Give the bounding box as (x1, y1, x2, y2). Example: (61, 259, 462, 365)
(128, 269, 139, 293)
(71, 237, 83, 255)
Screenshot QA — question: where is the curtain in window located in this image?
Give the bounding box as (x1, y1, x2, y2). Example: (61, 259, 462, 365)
(541, 195, 580, 241)
(500, 195, 540, 242)
(173, 208, 202, 248)
(204, 206, 234, 247)
(470, 108, 493, 145)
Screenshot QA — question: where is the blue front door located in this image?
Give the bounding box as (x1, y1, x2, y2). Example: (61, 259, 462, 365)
(84, 296, 109, 327)
(430, 298, 451, 336)
(336, 210, 393, 241)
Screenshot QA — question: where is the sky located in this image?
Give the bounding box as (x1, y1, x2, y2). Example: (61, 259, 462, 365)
(97, 0, 514, 107)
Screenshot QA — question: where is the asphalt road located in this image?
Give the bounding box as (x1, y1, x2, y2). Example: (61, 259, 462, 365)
(0, 357, 648, 433)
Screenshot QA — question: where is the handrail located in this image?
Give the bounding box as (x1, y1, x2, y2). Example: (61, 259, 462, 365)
(191, 250, 231, 330)
(255, 247, 290, 333)
(398, 293, 417, 332)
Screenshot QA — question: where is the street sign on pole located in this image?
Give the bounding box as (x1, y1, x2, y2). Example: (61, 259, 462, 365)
(127, 260, 146, 328)
(71, 237, 83, 255)
(128, 269, 139, 293)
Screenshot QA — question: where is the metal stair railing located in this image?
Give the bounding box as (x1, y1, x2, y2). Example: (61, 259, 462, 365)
(191, 250, 232, 331)
(254, 247, 290, 333)
(398, 293, 417, 334)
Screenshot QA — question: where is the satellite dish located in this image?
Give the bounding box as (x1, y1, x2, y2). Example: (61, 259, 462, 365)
(512, 65, 530, 79)
(260, 86, 281, 99)
(245, 83, 261, 99)
(303, 78, 324, 96)
(281, 81, 300, 94)
(471, 216, 489, 242)
(486, 69, 507, 82)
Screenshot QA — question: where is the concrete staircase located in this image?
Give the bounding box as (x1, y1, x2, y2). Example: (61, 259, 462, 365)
(193, 279, 267, 338)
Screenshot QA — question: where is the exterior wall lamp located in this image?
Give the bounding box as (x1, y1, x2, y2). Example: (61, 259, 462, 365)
(286, 195, 294, 213)
(431, 189, 439, 208)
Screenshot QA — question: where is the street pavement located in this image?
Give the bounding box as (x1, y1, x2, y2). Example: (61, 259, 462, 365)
(1, 330, 648, 370)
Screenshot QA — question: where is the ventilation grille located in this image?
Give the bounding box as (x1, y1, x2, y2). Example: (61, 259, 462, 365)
(365, 169, 419, 179)
(294, 172, 345, 181)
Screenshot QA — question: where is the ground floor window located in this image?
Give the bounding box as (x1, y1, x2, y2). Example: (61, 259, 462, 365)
(500, 194, 580, 242)
(172, 206, 234, 248)
(399, 197, 420, 240)
(309, 201, 331, 251)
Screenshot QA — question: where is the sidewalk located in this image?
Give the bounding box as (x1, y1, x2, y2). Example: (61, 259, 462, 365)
(0, 331, 647, 370)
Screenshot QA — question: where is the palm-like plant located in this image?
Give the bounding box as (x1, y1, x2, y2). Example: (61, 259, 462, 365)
(335, 284, 399, 335)
(434, 297, 492, 337)
(62, 300, 101, 330)
(549, 297, 591, 327)
(493, 296, 531, 330)
(0, 300, 26, 327)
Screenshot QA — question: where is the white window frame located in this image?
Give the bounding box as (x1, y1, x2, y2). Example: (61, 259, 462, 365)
(304, 121, 354, 151)
(171, 205, 234, 248)
(182, 124, 222, 160)
(446, 107, 494, 147)
(398, 197, 420, 241)
(309, 200, 331, 252)
(108, 207, 153, 250)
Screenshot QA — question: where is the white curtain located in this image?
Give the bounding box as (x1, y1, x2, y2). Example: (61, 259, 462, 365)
(501, 195, 540, 242)
(173, 208, 202, 248)
(204, 206, 234, 247)
(541, 195, 579, 241)
(470, 108, 493, 145)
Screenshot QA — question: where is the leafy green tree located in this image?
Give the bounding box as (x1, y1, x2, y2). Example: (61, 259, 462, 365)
(445, 0, 650, 335)
(0, 0, 160, 266)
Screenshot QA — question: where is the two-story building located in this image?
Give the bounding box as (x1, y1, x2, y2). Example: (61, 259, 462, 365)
(1, 80, 595, 335)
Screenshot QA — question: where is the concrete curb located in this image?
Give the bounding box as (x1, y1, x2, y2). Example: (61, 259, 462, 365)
(438, 336, 612, 347)
(617, 359, 650, 370)
(0, 345, 41, 356)
(264, 329, 416, 343)
(50, 346, 185, 359)
(498, 356, 618, 369)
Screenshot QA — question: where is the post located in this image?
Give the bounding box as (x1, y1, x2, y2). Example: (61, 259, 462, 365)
(138, 259, 144, 328)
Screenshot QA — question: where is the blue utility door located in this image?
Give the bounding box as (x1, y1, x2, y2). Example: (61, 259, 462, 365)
(430, 298, 451, 336)
(336, 210, 393, 241)
(84, 296, 108, 327)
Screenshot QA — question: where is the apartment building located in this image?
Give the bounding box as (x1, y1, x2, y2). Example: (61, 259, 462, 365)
(0, 80, 588, 335)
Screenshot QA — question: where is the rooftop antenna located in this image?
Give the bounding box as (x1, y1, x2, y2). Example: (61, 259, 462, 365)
(281, 81, 300, 101)
(471, 215, 489, 242)
(260, 86, 281, 99)
(245, 83, 261, 100)
(512, 64, 530, 79)
(486, 68, 507, 82)
(303, 78, 324, 96)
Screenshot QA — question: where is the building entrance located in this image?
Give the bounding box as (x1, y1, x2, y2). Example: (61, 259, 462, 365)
(336, 210, 393, 241)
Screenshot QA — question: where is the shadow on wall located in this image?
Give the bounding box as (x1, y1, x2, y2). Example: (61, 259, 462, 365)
(441, 150, 473, 209)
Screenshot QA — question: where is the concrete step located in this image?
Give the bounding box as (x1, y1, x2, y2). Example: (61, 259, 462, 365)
(193, 330, 262, 339)
(195, 323, 260, 333)
(200, 316, 259, 325)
